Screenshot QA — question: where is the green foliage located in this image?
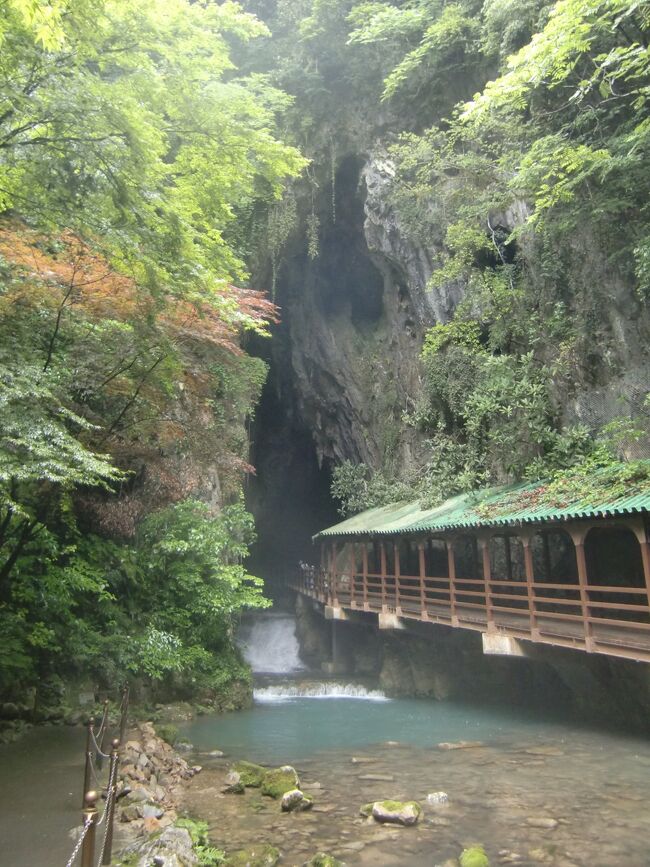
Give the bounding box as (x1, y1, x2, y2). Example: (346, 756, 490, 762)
(175, 818, 226, 866)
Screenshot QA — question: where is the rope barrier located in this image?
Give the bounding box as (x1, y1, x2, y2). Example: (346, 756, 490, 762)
(65, 815, 92, 867)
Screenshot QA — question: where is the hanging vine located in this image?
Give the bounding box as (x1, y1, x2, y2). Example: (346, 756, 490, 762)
(266, 189, 298, 296)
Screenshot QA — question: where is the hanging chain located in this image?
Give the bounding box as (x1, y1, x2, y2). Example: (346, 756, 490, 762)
(64, 815, 92, 867)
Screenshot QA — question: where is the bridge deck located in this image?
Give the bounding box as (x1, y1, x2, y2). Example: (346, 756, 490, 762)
(291, 571, 650, 662)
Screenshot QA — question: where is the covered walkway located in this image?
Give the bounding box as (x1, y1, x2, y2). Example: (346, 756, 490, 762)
(291, 476, 650, 662)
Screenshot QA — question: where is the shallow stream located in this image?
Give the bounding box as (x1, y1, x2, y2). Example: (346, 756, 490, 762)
(180, 684, 650, 867)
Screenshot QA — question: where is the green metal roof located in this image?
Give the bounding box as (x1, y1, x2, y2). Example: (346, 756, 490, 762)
(315, 466, 650, 539)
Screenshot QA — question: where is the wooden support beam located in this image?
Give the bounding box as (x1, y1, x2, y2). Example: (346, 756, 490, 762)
(418, 542, 427, 619)
(394, 542, 401, 615)
(447, 539, 458, 626)
(349, 543, 356, 607)
(362, 544, 369, 610)
(380, 543, 387, 611)
(479, 535, 494, 630)
(521, 532, 539, 639)
(569, 527, 594, 652)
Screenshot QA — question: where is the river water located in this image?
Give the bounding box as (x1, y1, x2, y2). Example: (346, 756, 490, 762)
(2, 614, 650, 866)
(178, 613, 650, 867)
(180, 688, 650, 866)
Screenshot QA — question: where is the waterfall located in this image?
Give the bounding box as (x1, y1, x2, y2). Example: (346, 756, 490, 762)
(238, 612, 305, 674)
(254, 682, 389, 701)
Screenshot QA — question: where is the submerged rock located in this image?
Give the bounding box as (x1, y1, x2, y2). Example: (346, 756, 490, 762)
(304, 855, 344, 867)
(232, 760, 266, 787)
(426, 791, 449, 805)
(459, 845, 490, 867)
(369, 800, 422, 826)
(281, 788, 314, 812)
(438, 741, 484, 751)
(224, 844, 281, 866)
(261, 765, 300, 799)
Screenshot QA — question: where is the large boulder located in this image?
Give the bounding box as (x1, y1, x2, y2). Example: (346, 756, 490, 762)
(261, 765, 300, 799)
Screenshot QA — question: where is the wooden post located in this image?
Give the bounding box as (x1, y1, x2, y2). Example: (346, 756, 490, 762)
(349, 543, 356, 606)
(394, 542, 401, 614)
(331, 543, 339, 606)
(521, 532, 539, 638)
(81, 790, 98, 867)
(418, 542, 427, 618)
(82, 717, 95, 807)
(479, 535, 494, 630)
(570, 527, 594, 652)
(447, 539, 458, 626)
(101, 740, 120, 865)
(362, 544, 369, 610)
(380, 543, 387, 610)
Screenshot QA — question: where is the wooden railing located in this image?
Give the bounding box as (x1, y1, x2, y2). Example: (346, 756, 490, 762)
(291, 568, 650, 662)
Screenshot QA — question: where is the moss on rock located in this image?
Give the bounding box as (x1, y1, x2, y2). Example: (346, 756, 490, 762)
(232, 760, 267, 787)
(261, 765, 300, 799)
(459, 845, 490, 867)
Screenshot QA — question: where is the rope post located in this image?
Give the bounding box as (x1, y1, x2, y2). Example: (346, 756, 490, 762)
(82, 717, 95, 808)
(101, 739, 120, 865)
(96, 700, 109, 771)
(119, 683, 129, 745)
(80, 790, 98, 867)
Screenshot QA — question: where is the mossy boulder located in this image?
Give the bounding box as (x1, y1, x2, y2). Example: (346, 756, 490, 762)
(281, 789, 314, 812)
(459, 845, 490, 867)
(232, 760, 267, 787)
(224, 844, 280, 866)
(305, 855, 344, 867)
(359, 803, 375, 817)
(261, 765, 300, 799)
(371, 800, 422, 826)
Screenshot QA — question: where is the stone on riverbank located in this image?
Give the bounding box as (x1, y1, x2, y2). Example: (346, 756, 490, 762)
(281, 789, 314, 812)
(459, 844, 490, 867)
(224, 843, 281, 866)
(127, 825, 198, 866)
(232, 760, 267, 787)
(363, 800, 422, 826)
(223, 771, 245, 794)
(261, 765, 300, 799)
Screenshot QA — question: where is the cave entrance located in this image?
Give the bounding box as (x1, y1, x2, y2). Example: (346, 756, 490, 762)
(245, 344, 340, 604)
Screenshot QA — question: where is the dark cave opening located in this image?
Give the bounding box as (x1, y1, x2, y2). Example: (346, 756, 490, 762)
(244, 335, 340, 601)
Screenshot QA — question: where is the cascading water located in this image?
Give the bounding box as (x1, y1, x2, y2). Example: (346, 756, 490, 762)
(253, 682, 388, 701)
(238, 611, 305, 674)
